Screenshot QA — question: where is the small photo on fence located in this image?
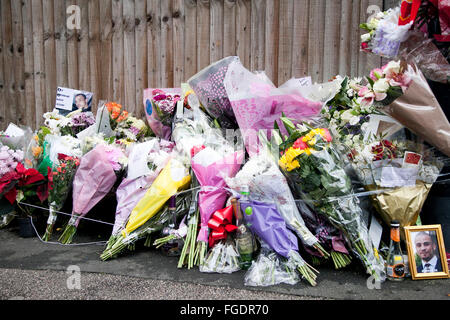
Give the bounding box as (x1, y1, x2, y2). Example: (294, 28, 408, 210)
(55, 87, 93, 116)
(404, 225, 450, 280)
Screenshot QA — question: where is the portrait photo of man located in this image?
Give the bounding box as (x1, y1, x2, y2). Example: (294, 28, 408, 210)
(72, 93, 91, 112)
(413, 231, 443, 273)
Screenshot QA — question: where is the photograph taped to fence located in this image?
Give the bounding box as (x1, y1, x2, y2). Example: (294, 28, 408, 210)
(55, 87, 93, 116)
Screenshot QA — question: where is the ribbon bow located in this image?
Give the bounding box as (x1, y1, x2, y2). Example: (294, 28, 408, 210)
(207, 205, 238, 248)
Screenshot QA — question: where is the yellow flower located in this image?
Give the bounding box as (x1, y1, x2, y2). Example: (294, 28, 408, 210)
(33, 135, 39, 143)
(286, 160, 300, 171)
(32, 146, 42, 158)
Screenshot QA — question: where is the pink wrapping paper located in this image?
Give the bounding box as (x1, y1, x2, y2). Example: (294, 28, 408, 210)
(224, 60, 322, 156)
(192, 150, 244, 243)
(71, 145, 117, 227)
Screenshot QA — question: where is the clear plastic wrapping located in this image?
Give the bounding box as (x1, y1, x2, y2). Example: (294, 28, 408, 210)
(244, 243, 299, 287)
(199, 239, 241, 274)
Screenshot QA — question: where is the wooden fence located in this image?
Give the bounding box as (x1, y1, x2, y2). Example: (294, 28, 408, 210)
(0, 0, 384, 131)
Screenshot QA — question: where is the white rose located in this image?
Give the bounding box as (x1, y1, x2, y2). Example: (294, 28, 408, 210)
(361, 33, 371, 43)
(340, 110, 354, 122)
(349, 116, 360, 126)
(373, 78, 390, 93)
(367, 18, 379, 29)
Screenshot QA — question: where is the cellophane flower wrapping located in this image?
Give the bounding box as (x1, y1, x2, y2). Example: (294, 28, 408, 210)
(239, 200, 318, 286)
(380, 63, 450, 158)
(225, 151, 327, 256)
(192, 148, 244, 245)
(188, 56, 240, 129)
(199, 239, 241, 274)
(100, 192, 191, 261)
(278, 122, 386, 281)
(121, 157, 191, 238)
(59, 144, 118, 244)
(223, 57, 323, 156)
(347, 137, 443, 235)
(43, 155, 80, 241)
(244, 242, 300, 287)
(110, 139, 174, 237)
(143, 88, 181, 140)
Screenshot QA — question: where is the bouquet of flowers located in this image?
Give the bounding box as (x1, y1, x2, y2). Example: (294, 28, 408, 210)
(199, 238, 241, 274)
(223, 57, 323, 156)
(188, 56, 240, 129)
(277, 118, 386, 281)
(143, 88, 181, 140)
(347, 137, 443, 235)
(59, 144, 126, 244)
(42, 154, 80, 241)
(100, 192, 191, 261)
(239, 200, 319, 286)
(105, 102, 129, 130)
(189, 146, 244, 266)
(225, 152, 330, 259)
(115, 115, 152, 144)
(42, 110, 95, 137)
(0, 145, 24, 179)
(104, 139, 174, 251)
(244, 241, 300, 287)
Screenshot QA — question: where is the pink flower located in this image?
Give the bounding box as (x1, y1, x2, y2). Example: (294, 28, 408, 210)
(370, 68, 383, 81)
(386, 72, 412, 93)
(358, 86, 370, 97)
(293, 139, 308, 150)
(361, 42, 369, 51)
(322, 129, 333, 143)
(374, 91, 387, 102)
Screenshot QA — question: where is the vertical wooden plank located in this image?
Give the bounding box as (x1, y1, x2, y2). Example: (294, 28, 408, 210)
(323, 0, 341, 81)
(0, 1, 6, 130)
(308, 0, 326, 83)
(112, 0, 124, 103)
(265, 0, 279, 85)
(32, 0, 46, 128)
(43, 0, 57, 114)
(184, 0, 197, 80)
(251, 0, 265, 72)
(11, 0, 26, 125)
(160, 0, 173, 88)
(1, 0, 16, 127)
(210, 0, 224, 64)
(358, 0, 369, 77)
(339, 0, 353, 76)
(54, 0, 69, 90)
(22, 0, 35, 128)
(66, 0, 79, 90)
(223, 0, 236, 58)
(197, 0, 210, 71)
(364, 0, 383, 74)
(278, 0, 294, 85)
(99, 0, 113, 101)
(292, 0, 309, 79)
(173, 0, 185, 87)
(147, 0, 161, 88)
(123, 0, 136, 112)
(89, 0, 101, 112)
(236, 0, 251, 69)
(350, 0, 361, 78)
(77, 0, 90, 92)
(135, 0, 147, 118)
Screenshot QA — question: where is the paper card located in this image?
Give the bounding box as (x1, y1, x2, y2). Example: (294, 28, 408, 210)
(380, 166, 418, 188)
(4, 123, 24, 137)
(363, 114, 404, 142)
(297, 77, 313, 87)
(55, 87, 93, 115)
(403, 151, 422, 169)
(369, 215, 383, 250)
(94, 105, 115, 137)
(127, 140, 158, 180)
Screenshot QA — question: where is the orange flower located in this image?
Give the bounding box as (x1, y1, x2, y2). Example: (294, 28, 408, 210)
(32, 146, 42, 158)
(117, 110, 129, 122)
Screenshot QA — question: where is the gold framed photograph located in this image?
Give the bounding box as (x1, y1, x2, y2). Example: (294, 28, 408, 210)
(404, 225, 450, 280)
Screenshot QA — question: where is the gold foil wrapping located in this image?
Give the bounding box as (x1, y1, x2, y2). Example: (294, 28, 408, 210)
(365, 181, 432, 238)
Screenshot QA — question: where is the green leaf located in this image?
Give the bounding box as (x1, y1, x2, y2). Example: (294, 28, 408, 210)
(280, 117, 296, 136)
(367, 77, 375, 88)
